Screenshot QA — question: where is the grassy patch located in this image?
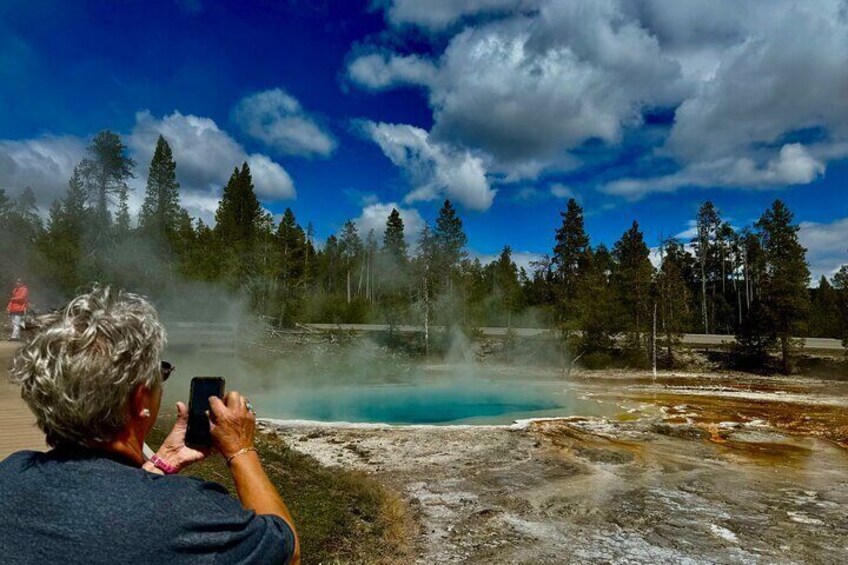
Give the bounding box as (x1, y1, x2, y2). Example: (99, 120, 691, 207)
(148, 423, 414, 564)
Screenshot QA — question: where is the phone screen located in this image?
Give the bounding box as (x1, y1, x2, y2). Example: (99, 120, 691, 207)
(186, 377, 225, 447)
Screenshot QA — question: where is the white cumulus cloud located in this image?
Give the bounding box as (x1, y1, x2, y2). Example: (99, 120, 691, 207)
(353, 201, 425, 245)
(356, 0, 848, 198)
(351, 1, 686, 178)
(0, 110, 298, 226)
(362, 121, 496, 211)
(603, 143, 826, 200)
(0, 135, 86, 207)
(383, 0, 540, 31)
(232, 88, 336, 158)
(799, 217, 848, 283)
(130, 110, 295, 205)
(347, 52, 437, 91)
(473, 249, 544, 274)
(549, 183, 575, 199)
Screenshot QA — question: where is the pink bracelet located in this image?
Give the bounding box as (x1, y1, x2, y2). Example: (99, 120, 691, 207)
(150, 454, 179, 475)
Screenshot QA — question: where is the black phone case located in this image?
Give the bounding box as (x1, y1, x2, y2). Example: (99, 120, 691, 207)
(186, 377, 225, 448)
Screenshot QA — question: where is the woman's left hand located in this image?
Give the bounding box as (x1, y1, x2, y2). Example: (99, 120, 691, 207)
(154, 402, 209, 472)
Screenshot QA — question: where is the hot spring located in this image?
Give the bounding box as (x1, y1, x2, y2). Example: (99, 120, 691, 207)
(249, 380, 614, 424)
(162, 351, 616, 425)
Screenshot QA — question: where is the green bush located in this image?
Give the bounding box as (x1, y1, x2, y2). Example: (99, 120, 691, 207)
(581, 351, 614, 370)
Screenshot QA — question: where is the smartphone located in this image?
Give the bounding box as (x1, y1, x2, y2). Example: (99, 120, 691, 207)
(186, 377, 225, 448)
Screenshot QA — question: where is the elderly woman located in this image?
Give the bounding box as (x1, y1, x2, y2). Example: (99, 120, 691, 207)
(0, 286, 300, 564)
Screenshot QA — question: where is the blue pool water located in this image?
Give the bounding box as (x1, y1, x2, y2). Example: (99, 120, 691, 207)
(250, 380, 612, 425)
(163, 354, 615, 425)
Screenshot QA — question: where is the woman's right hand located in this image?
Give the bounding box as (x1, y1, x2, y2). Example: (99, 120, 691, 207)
(208, 391, 256, 459)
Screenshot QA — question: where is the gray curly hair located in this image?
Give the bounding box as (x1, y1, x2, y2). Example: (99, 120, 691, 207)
(11, 285, 166, 447)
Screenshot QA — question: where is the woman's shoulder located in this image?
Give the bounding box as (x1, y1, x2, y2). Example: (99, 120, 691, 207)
(0, 450, 41, 473)
(144, 472, 240, 512)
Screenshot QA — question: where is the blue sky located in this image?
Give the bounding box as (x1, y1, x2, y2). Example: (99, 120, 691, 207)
(1, 0, 846, 280)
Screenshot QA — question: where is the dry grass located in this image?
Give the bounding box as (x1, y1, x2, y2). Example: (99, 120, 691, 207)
(148, 422, 416, 564)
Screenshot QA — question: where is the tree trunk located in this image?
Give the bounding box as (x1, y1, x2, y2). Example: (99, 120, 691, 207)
(365, 253, 370, 303)
(781, 336, 790, 374)
(666, 330, 673, 365)
(423, 264, 430, 357)
(701, 258, 709, 334)
(652, 302, 657, 377)
(737, 284, 742, 327)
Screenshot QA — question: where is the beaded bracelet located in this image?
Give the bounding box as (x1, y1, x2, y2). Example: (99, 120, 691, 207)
(226, 447, 258, 466)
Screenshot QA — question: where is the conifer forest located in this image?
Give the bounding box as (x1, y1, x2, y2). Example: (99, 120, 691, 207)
(2, 131, 846, 373)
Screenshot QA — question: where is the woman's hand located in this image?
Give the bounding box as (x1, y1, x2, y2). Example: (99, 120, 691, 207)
(154, 401, 209, 472)
(208, 391, 256, 459)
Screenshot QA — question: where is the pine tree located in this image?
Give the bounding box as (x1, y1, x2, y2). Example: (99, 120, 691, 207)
(304, 222, 316, 286)
(810, 276, 841, 338)
(39, 168, 90, 293)
(277, 208, 305, 280)
(338, 220, 363, 304)
(756, 199, 810, 373)
(114, 186, 131, 239)
(215, 164, 264, 247)
(173, 209, 196, 262)
(379, 209, 409, 331)
(213, 162, 266, 279)
(525, 255, 556, 317)
(277, 211, 306, 281)
(656, 238, 693, 365)
(447, 256, 484, 333)
(414, 223, 437, 355)
(728, 228, 746, 327)
(0, 188, 44, 287)
(322, 235, 341, 294)
(140, 135, 183, 247)
(14, 187, 41, 229)
(490, 245, 522, 327)
(741, 227, 766, 310)
(273, 208, 306, 325)
(181, 218, 218, 281)
(0, 190, 14, 284)
(575, 244, 620, 354)
(383, 208, 408, 267)
(692, 201, 721, 334)
(832, 266, 848, 350)
(79, 130, 136, 234)
(735, 298, 777, 367)
(364, 230, 378, 304)
(552, 198, 590, 326)
(433, 199, 467, 285)
(64, 166, 88, 231)
(612, 221, 654, 360)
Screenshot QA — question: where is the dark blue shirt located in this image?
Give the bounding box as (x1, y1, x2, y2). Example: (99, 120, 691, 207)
(0, 448, 295, 564)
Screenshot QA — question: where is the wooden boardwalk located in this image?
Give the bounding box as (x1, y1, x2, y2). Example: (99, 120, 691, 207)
(0, 343, 46, 460)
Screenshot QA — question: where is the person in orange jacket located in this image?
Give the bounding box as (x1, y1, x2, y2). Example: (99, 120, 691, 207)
(7, 278, 29, 341)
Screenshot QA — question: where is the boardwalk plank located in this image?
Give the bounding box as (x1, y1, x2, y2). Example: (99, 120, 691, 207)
(0, 343, 46, 460)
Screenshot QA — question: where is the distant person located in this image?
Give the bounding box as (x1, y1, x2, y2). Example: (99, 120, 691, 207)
(6, 278, 28, 341)
(0, 285, 300, 564)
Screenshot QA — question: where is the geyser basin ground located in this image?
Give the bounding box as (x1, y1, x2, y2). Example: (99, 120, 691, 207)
(162, 350, 848, 563)
(261, 370, 848, 564)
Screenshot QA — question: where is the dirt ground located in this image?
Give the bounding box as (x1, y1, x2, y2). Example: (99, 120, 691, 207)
(263, 371, 848, 564)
